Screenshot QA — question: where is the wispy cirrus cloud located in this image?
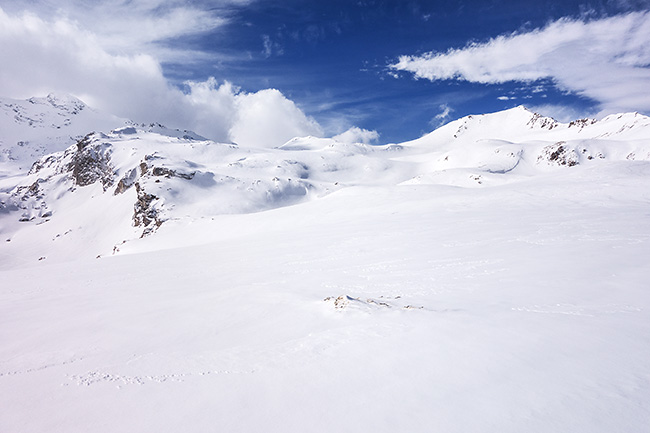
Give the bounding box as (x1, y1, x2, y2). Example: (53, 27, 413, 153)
(0, 1, 242, 62)
(390, 12, 650, 116)
(262, 34, 284, 58)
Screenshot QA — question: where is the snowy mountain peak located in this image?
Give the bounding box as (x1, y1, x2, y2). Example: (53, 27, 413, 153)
(403, 105, 650, 150)
(0, 94, 126, 171)
(26, 93, 88, 115)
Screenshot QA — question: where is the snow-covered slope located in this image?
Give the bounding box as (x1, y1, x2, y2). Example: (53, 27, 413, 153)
(405, 105, 650, 147)
(0, 124, 415, 267)
(1, 103, 649, 433)
(3, 104, 649, 265)
(397, 106, 650, 186)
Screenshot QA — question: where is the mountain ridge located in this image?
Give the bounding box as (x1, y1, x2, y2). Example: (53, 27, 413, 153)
(1, 94, 650, 266)
(404, 105, 650, 149)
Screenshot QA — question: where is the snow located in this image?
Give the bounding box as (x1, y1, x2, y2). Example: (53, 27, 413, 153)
(0, 94, 126, 174)
(1, 99, 649, 432)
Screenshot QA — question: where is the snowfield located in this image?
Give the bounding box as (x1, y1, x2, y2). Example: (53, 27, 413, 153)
(1, 99, 649, 432)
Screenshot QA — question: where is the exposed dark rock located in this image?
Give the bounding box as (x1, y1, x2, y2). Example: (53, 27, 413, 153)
(75, 133, 93, 151)
(114, 178, 132, 195)
(176, 171, 195, 180)
(29, 154, 60, 175)
(133, 182, 163, 237)
(568, 118, 597, 129)
(538, 142, 579, 167)
(152, 166, 175, 177)
(528, 112, 558, 130)
(114, 168, 138, 195)
(549, 146, 564, 161)
(151, 166, 195, 179)
(28, 181, 39, 195)
(67, 133, 114, 190)
(15, 180, 44, 201)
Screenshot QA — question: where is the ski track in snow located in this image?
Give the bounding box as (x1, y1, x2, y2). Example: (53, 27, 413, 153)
(67, 368, 255, 388)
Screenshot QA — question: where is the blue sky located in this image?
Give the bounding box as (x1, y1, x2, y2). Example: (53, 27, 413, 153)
(1, 0, 650, 145)
(181, 0, 600, 141)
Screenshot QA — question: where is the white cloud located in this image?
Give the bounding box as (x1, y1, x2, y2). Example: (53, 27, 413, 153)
(229, 88, 323, 147)
(181, 78, 239, 142)
(391, 12, 650, 116)
(0, 6, 323, 147)
(429, 103, 454, 128)
(262, 34, 284, 58)
(333, 127, 379, 144)
(0, 8, 176, 119)
(435, 104, 453, 120)
(0, 1, 238, 63)
(184, 80, 323, 147)
(262, 35, 274, 58)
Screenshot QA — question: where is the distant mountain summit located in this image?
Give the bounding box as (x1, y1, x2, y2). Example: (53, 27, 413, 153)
(27, 93, 88, 116)
(0, 93, 126, 171)
(0, 94, 211, 173)
(405, 105, 650, 149)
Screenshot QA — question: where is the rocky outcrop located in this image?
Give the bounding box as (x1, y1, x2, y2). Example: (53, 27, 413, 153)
(67, 133, 114, 190)
(527, 112, 558, 130)
(568, 118, 597, 129)
(7, 133, 115, 226)
(133, 182, 163, 237)
(5, 180, 53, 223)
(538, 142, 579, 167)
(139, 157, 195, 180)
(114, 168, 138, 195)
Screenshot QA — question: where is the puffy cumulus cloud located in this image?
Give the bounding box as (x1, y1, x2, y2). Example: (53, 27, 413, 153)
(182, 78, 323, 146)
(333, 127, 380, 144)
(229, 88, 323, 147)
(182, 78, 239, 142)
(0, 7, 323, 147)
(391, 12, 650, 116)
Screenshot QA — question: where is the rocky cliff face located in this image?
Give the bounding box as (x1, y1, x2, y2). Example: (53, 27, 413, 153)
(68, 133, 115, 190)
(9, 132, 180, 237)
